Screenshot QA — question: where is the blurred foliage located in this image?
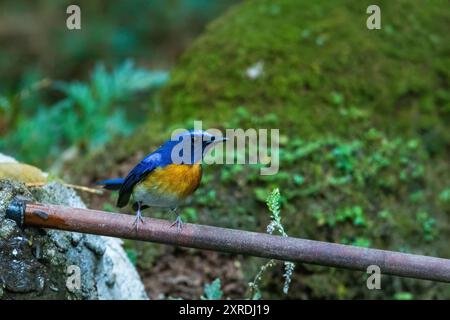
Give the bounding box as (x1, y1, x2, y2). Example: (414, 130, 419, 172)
(0, 60, 168, 167)
(0, 0, 240, 167)
(0, 0, 239, 93)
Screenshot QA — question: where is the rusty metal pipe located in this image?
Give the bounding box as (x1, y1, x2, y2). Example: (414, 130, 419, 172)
(5, 199, 450, 283)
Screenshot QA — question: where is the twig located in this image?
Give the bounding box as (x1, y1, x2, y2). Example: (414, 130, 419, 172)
(25, 182, 103, 195)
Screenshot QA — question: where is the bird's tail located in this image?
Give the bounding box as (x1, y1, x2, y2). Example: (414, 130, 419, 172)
(96, 178, 125, 191)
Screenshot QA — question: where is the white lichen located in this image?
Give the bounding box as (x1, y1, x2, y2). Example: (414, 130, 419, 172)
(245, 61, 264, 79)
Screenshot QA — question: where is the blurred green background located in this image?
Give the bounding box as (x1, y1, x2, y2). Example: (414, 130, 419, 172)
(1, 0, 449, 299)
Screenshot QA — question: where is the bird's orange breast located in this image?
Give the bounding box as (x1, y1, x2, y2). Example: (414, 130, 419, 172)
(140, 164, 202, 199)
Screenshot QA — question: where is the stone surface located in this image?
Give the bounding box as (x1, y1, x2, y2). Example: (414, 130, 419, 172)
(0, 159, 148, 299)
(0, 154, 18, 163)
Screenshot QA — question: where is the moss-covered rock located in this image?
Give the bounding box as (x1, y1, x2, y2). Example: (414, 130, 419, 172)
(160, 0, 449, 145)
(0, 152, 48, 183)
(0, 163, 47, 183)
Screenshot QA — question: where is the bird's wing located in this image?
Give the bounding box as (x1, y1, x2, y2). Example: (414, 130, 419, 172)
(117, 152, 163, 208)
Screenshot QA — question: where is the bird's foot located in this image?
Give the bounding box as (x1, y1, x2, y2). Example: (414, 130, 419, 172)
(132, 209, 145, 232)
(170, 215, 183, 232)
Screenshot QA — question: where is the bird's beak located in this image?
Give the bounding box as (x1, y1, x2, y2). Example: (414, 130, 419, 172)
(205, 135, 228, 146)
(214, 136, 228, 143)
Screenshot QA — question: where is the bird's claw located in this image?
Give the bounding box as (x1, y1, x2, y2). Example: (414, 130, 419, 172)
(132, 210, 145, 232)
(170, 215, 183, 232)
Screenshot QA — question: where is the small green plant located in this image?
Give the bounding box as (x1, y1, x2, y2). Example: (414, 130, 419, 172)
(201, 278, 223, 300)
(249, 188, 295, 298)
(182, 207, 199, 222)
(416, 211, 437, 242)
(394, 292, 414, 300)
(102, 202, 116, 212)
(439, 188, 450, 203)
(125, 248, 138, 266)
(335, 206, 367, 227)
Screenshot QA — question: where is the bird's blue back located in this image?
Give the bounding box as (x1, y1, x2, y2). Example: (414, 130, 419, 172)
(116, 142, 176, 207)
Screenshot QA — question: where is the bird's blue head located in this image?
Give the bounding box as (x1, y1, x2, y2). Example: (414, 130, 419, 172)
(158, 130, 227, 165)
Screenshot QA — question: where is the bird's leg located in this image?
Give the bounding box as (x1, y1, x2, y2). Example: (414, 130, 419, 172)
(169, 207, 183, 231)
(132, 201, 145, 232)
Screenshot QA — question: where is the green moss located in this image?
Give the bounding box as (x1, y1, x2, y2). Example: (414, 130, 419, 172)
(160, 0, 449, 144)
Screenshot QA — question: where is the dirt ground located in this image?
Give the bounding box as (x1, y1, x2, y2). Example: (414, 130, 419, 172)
(140, 247, 247, 299)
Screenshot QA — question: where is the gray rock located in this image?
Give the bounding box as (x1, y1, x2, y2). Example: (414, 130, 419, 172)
(0, 154, 18, 163)
(0, 179, 148, 300)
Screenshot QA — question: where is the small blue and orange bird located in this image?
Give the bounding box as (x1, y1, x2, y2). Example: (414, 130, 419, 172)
(96, 130, 226, 231)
